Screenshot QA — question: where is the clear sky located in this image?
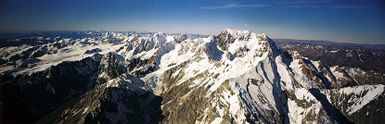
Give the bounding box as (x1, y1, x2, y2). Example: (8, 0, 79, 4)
(0, 0, 384, 44)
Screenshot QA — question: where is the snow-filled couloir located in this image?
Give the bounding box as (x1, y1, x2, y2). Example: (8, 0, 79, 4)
(0, 30, 384, 124)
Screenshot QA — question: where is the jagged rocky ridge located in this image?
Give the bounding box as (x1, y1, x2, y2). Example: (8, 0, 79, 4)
(0, 30, 384, 124)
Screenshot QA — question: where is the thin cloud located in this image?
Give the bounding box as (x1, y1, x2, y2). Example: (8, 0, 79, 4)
(289, 0, 332, 5)
(287, 4, 377, 9)
(285, 0, 377, 9)
(202, 1, 378, 10)
(201, 3, 271, 10)
(288, 5, 324, 8)
(332, 4, 377, 9)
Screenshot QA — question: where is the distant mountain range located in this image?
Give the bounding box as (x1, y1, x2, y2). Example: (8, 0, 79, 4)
(274, 39, 385, 50)
(0, 30, 384, 124)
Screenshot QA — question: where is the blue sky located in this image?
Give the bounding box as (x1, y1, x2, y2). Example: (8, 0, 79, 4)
(0, 0, 384, 44)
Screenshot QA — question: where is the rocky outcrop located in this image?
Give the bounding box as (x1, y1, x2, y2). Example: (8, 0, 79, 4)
(0, 30, 383, 124)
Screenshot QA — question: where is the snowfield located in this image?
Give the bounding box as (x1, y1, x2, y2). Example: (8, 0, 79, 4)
(0, 30, 384, 124)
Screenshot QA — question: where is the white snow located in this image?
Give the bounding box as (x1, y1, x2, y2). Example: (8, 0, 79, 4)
(2, 30, 382, 124)
(16, 42, 125, 75)
(276, 56, 292, 85)
(287, 88, 324, 124)
(211, 118, 223, 124)
(330, 66, 346, 81)
(289, 59, 317, 88)
(325, 84, 385, 115)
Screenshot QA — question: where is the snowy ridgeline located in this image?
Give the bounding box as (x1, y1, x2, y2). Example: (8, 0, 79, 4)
(0, 29, 384, 124)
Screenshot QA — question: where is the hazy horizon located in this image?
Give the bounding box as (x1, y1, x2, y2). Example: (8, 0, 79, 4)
(1, 0, 384, 44)
(1, 29, 385, 45)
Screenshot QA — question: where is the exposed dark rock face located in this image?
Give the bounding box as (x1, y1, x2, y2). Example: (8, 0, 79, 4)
(215, 31, 236, 50)
(0, 54, 102, 123)
(85, 48, 102, 54)
(276, 40, 385, 74)
(98, 52, 127, 81)
(0, 31, 384, 124)
(38, 77, 164, 124)
(349, 94, 385, 124)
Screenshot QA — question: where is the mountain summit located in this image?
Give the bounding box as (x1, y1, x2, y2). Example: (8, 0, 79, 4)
(0, 30, 384, 124)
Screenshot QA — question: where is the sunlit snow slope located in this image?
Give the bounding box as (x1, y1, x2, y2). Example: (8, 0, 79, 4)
(0, 30, 384, 124)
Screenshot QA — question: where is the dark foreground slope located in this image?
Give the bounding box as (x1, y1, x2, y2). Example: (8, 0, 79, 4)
(0, 30, 384, 124)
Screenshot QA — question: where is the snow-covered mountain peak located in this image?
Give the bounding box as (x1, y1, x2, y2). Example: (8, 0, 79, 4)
(224, 29, 251, 36)
(213, 29, 275, 60)
(152, 32, 167, 47)
(153, 32, 167, 39)
(221, 29, 267, 40)
(1, 30, 384, 124)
